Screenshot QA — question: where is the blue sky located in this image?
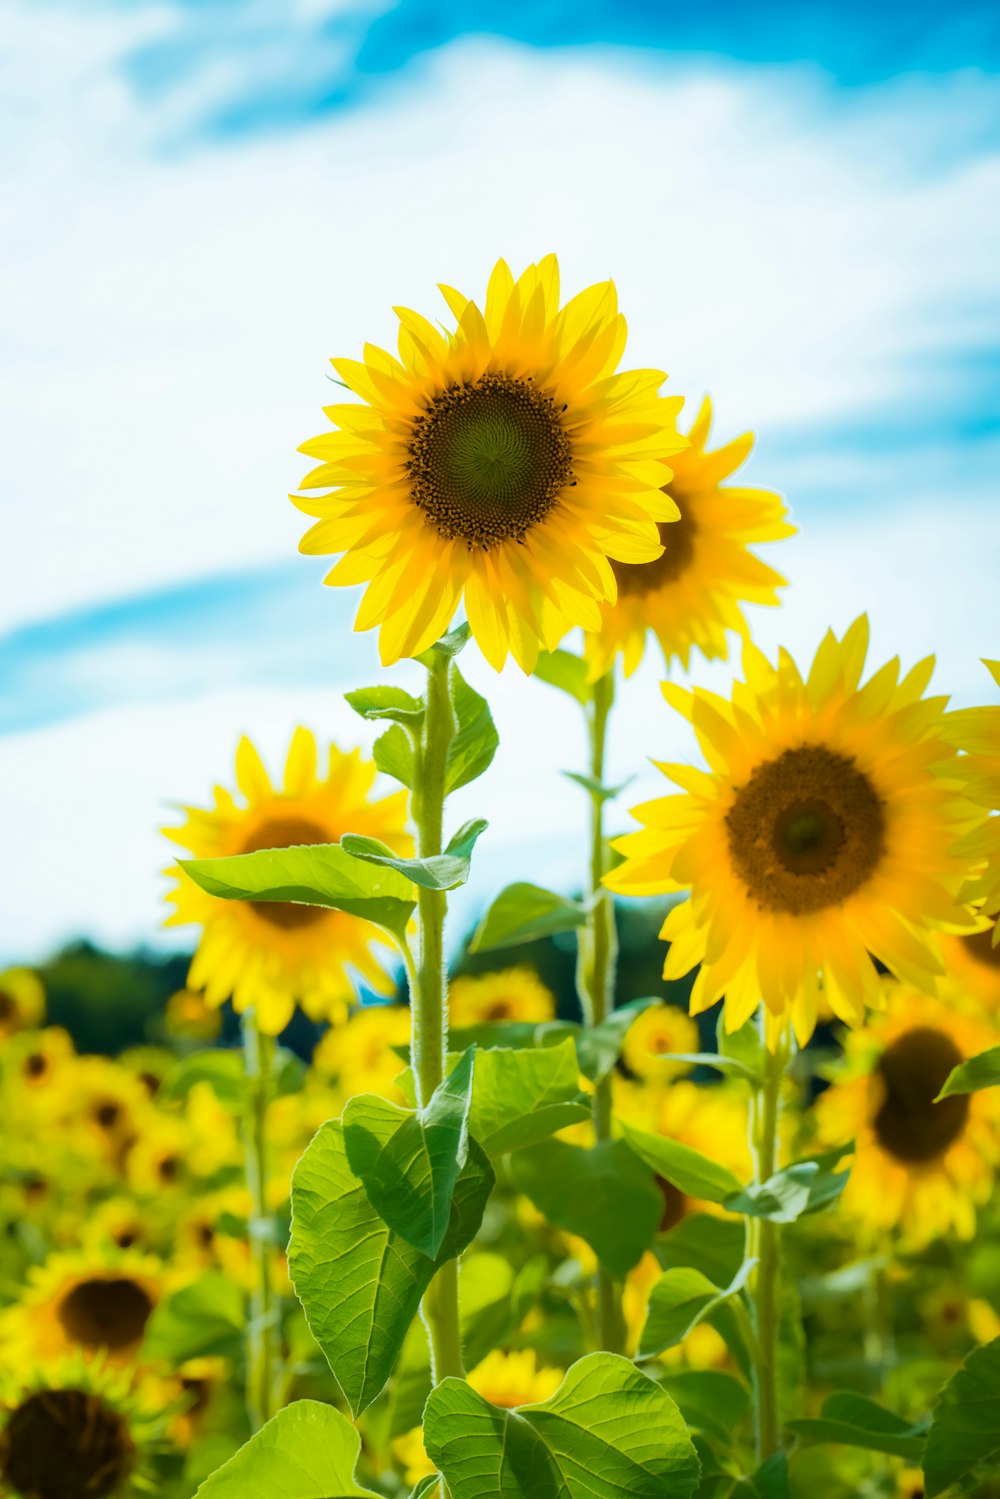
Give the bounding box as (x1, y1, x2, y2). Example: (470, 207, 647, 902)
(1, 0, 998, 959)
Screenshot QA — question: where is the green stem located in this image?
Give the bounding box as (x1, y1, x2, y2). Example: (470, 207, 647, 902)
(748, 1016, 788, 1464)
(412, 650, 464, 1387)
(575, 669, 623, 1352)
(242, 1008, 279, 1432)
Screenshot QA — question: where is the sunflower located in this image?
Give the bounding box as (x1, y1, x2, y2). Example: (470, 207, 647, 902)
(0, 968, 45, 1038)
(937, 918, 1000, 1017)
(620, 1003, 700, 1081)
(584, 397, 792, 680)
(125, 1115, 190, 1197)
(606, 618, 984, 1048)
(292, 255, 687, 672)
(164, 728, 410, 1035)
(13, 1026, 74, 1093)
(2, 1251, 164, 1368)
(467, 1349, 563, 1407)
(816, 985, 1000, 1242)
(944, 658, 1000, 917)
(311, 1002, 412, 1100)
(448, 966, 556, 1027)
(0, 1359, 161, 1499)
(69, 1058, 149, 1166)
(163, 986, 222, 1040)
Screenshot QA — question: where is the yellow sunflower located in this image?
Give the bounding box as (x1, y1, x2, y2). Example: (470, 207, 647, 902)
(606, 617, 983, 1048)
(620, 1003, 700, 1081)
(945, 659, 1000, 914)
(0, 968, 45, 1038)
(163, 986, 222, 1040)
(816, 985, 1000, 1242)
(467, 1349, 563, 1406)
(164, 727, 410, 1035)
(2, 1251, 165, 1368)
(13, 1026, 74, 1093)
(124, 1115, 190, 1197)
(448, 966, 556, 1027)
(938, 918, 1000, 1017)
(584, 397, 792, 679)
(292, 255, 687, 672)
(311, 1002, 412, 1100)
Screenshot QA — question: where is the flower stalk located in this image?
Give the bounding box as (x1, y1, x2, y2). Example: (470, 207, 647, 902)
(242, 1008, 279, 1432)
(748, 1016, 790, 1464)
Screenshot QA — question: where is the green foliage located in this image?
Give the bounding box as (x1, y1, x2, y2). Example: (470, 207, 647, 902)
(345, 684, 424, 725)
(289, 1120, 493, 1414)
(40, 939, 188, 1055)
(417, 621, 471, 661)
(788, 1391, 929, 1462)
(657, 1213, 746, 1290)
(510, 1138, 661, 1275)
(936, 1043, 1000, 1099)
(562, 770, 632, 803)
(447, 665, 499, 793)
(342, 818, 488, 892)
(162, 1046, 304, 1108)
(180, 842, 416, 945)
(659, 1370, 750, 1450)
(194, 1400, 381, 1498)
(470, 882, 589, 953)
(618, 1119, 745, 1202)
(723, 1146, 852, 1223)
(570, 996, 664, 1081)
(424, 1351, 701, 1499)
(374, 722, 416, 787)
(466, 1040, 591, 1156)
(639, 1259, 755, 1358)
(343, 1050, 476, 1258)
(717, 1015, 766, 1082)
(922, 1336, 1000, 1495)
(145, 1272, 245, 1363)
(532, 648, 592, 706)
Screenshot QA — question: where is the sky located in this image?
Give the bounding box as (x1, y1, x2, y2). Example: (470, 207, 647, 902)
(1, 0, 999, 962)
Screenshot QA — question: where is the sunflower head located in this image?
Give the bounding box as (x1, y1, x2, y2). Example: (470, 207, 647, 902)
(606, 617, 985, 1047)
(621, 1003, 699, 1081)
(467, 1349, 563, 1408)
(293, 255, 688, 671)
(584, 397, 793, 679)
(2, 1250, 165, 1368)
(0, 968, 45, 1038)
(448, 966, 556, 1028)
(164, 728, 410, 1034)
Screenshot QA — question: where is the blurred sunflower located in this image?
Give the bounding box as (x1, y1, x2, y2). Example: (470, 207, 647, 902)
(3, 1250, 164, 1367)
(606, 618, 984, 1048)
(312, 1003, 412, 1099)
(70, 1059, 149, 1165)
(817, 985, 1000, 1242)
(125, 1115, 189, 1197)
(14, 1027, 74, 1094)
(938, 918, 1000, 1017)
(293, 254, 687, 671)
(584, 397, 792, 679)
(448, 966, 556, 1027)
(84, 1199, 158, 1257)
(944, 658, 1000, 918)
(621, 1003, 700, 1081)
(0, 968, 44, 1038)
(468, 1349, 563, 1406)
(164, 987, 222, 1041)
(164, 728, 410, 1035)
(0, 1359, 160, 1499)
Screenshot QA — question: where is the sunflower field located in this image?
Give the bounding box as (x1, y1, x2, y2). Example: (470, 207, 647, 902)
(6, 255, 1000, 1499)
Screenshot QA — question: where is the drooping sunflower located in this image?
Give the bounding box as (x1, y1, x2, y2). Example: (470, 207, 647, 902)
(0, 968, 45, 1038)
(606, 618, 984, 1047)
(1, 1250, 164, 1368)
(164, 728, 410, 1035)
(584, 397, 792, 680)
(292, 255, 687, 672)
(448, 966, 556, 1028)
(816, 985, 1000, 1242)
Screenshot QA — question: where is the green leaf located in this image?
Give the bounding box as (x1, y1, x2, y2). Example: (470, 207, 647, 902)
(716, 1014, 765, 1083)
(193, 1399, 381, 1498)
(446, 666, 499, 793)
(289, 1120, 493, 1415)
(343, 1049, 477, 1258)
(533, 648, 592, 706)
(510, 1138, 661, 1276)
(373, 723, 416, 788)
(144, 1272, 244, 1364)
(730, 1454, 789, 1498)
(341, 818, 487, 893)
(936, 1043, 1000, 1099)
(659, 1371, 750, 1450)
(788, 1391, 929, 1463)
(562, 771, 633, 803)
(416, 621, 471, 662)
(468, 1041, 591, 1156)
(424, 1351, 700, 1499)
(643, 1051, 759, 1082)
(639, 1259, 755, 1358)
(345, 684, 424, 725)
(573, 997, 661, 1083)
(723, 1146, 851, 1224)
(408, 1479, 441, 1499)
(161, 1050, 246, 1108)
(469, 882, 588, 953)
(179, 843, 416, 945)
(619, 1119, 745, 1204)
(657, 1213, 746, 1290)
(923, 1335, 1000, 1495)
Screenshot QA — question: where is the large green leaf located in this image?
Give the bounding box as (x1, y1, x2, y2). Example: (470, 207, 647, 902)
(936, 1043, 1000, 1099)
(343, 1050, 477, 1258)
(194, 1400, 380, 1498)
(723, 1147, 851, 1224)
(345, 684, 424, 725)
(424, 1352, 700, 1499)
(619, 1119, 745, 1203)
(446, 666, 499, 793)
(923, 1336, 1000, 1495)
(341, 819, 487, 893)
(469, 882, 588, 953)
(716, 1014, 766, 1083)
(467, 1040, 591, 1157)
(510, 1138, 661, 1275)
(639, 1260, 754, 1359)
(179, 844, 416, 944)
(788, 1391, 928, 1463)
(532, 648, 592, 706)
(374, 723, 416, 788)
(657, 1214, 746, 1290)
(289, 1120, 493, 1415)
(144, 1272, 245, 1364)
(659, 1371, 750, 1450)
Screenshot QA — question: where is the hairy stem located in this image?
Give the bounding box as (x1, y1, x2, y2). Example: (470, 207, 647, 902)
(575, 669, 623, 1352)
(749, 1017, 788, 1464)
(242, 1009, 279, 1432)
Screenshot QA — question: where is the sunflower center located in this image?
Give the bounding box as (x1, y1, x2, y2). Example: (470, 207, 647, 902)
(873, 1027, 970, 1165)
(406, 372, 573, 550)
(57, 1278, 153, 1352)
(482, 999, 514, 1020)
(613, 505, 698, 598)
(655, 1176, 689, 1232)
(961, 927, 1000, 970)
(0, 1389, 135, 1499)
(726, 745, 886, 915)
(241, 814, 331, 930)
(24, 1052, 48, 1081)
(94, 1101, 122, 1131)
(0, 991, 16, 1024)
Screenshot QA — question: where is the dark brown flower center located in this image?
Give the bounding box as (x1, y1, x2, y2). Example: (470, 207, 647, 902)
(613, 504, 698, 598)
(0, 1389, 135, 1499)
(961, 926, 1000, 970)
(93, 1101, 122, 1131)
(57, 1278, 154, 1352)
(482, 999, 514, 1020)
(655, 1176, 689, 1233)
(406, 372, 573, 550)
(0, 991, 17, 1024)
(23, 1053, 49, 1082)
(873, 1027, 970, 1165)
(241, 815, 331, 930)
(726, 745, 886, 915)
